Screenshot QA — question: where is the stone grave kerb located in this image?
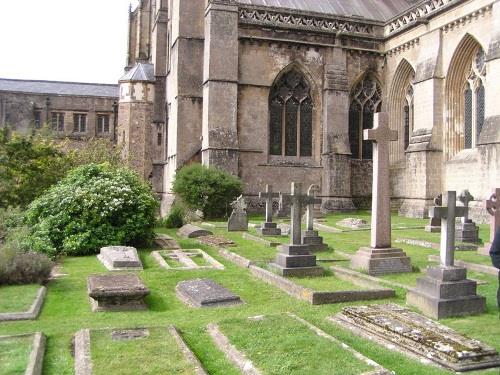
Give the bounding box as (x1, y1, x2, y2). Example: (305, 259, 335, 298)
(429, 191, 466, 267)
(257, 184, 281, 236)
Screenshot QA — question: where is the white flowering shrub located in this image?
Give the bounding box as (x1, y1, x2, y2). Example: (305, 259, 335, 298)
(25, 164, 158, 257)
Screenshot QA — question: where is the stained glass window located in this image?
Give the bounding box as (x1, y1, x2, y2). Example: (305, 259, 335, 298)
(269, 69, 313, 157)
(349, 74, 382, 160)
(403, 105, 410, 150)
(475, 82, 485, 142)
(464, 84, 473, 149)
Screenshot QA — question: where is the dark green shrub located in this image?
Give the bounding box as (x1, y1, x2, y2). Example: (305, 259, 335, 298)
(25, 163, 159, 257)
(173, 163, 243, 219)
(163, 205, 185, 228)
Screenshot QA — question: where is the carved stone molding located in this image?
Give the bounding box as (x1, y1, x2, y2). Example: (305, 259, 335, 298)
(387, 38, 420, 57)
(440, 5, 493, 33)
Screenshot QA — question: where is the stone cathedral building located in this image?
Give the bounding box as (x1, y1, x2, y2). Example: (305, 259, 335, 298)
(117, 0, 500, 220)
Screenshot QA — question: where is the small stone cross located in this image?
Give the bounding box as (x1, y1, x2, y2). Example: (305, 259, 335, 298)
(259, 185, 279, 223)
(429, 191, 466, 267)
(282, 182, 319, 245)
(364, 113, 397, 249)
(458, 190, 474, 224)
(305, 185, 321, 231)
(486, 188, 500, 243)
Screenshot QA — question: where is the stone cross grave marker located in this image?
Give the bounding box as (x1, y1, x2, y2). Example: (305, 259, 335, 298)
(456, 190, 479, 243)
(407, 191, 485, 319)
(351, 113, 412, 275)
(429, 191, 466, 267)
(479, 188, 500, 254)
(425, 194, 442, 232)
(272, 182, 323, 276)
(257, 184, 281, 236)
(302, 184, 328, 251)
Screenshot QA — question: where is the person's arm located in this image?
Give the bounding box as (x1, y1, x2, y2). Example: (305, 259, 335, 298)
(490, 228, 500, 269)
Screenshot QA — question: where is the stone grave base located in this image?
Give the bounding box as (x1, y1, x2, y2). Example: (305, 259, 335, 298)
(477, 242, 491, 256)
(273, 243, 324, 277)
(97, 246, 143, 271)
(302, 230, 328, 252)
(256, 222, 281, 236)
(176, 278, 242, 308)
(330, 304, 500, 372)
(406, 266, 486, 319)
(455, 222, 479, 243)
(425, 225, 441, 233)
(177, 224, 213, 238)
(87, 274, 150, 312)
(350, 247, 412, 275)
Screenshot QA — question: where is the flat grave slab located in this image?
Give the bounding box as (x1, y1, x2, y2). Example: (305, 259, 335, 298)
(87, 273, 150, 312)
(74, 326, 207, 375)
(176, 278, 242, 308)
(330, 303, 500, 372)
(154, 234, 181, 249)
(0, 332, 46, 375)
(209, 313, 390, 375)
(152, 249, 224, 270)
(337, 218, 370, 229)
(97, 246, 143, 271)
(197, 234, 235, 247)
(0, 285, 46, 321)
(177, 224, 213, 238)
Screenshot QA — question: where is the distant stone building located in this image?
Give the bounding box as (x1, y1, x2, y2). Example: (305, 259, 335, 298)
(117, 0, 499, 221)
(0, 79, 119, 140)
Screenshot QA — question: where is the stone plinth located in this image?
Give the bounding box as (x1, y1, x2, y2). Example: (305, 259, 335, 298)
(271, 244, 324, 277)
(256, 222, 281, 236)
(331, 304, 500, 372)
(177, 224, 213, 238)
(350, 247, 412, 276)
(97, 246, 143, 271)
(425, 217, 441, 232)
(87, 274, 150, 312)
(176, 278, 242, 308)
(455, 221, 479, 243)
(301, 230, 328, 252)
(407, 266, 486, 319)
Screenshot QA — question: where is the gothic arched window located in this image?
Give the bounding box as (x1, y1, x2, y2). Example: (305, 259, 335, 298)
(349, 75, 382, 159)
(403, 84, 414, 150)
(269, 69, 313, 157)
(464, 48, 486, 149)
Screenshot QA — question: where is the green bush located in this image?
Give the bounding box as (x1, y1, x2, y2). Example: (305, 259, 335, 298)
(25, 163, 159, 257)
(163, 204, 185, 228)
(173, 163, 243, 219)
(0, 248, 53, 285)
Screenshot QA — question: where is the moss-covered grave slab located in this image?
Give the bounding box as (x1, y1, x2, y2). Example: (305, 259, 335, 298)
(330, 303, 500, 372)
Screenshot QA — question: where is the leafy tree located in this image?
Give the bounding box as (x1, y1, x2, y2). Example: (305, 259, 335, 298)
(172, 163, 243, 219)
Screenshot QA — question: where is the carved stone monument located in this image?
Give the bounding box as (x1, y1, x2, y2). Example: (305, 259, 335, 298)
(455, 190, 479, 243)
(478, 188, 500, 256)
(350, 113, 412, 275)
(301, 184, 328, 251)
(227, 195, 248, 231)
(257, 184, 281, 236)
(407, 191, 486, 319)
(271, 182, 323, 276)
(425, 194, 442, 233)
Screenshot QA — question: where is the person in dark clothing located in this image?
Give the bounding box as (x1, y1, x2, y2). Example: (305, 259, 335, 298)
(490, 228, 500, 309)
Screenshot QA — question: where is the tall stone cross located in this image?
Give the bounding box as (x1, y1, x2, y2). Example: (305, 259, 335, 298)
(486, 188, 500, 242)
(429, 191, 466, 267)
(282, 182, 318, 245)
(305, 184, 322, 231)
(364, 112, 397, 249)
(458, 190, 474, 224)
(259, 184, 279, 223)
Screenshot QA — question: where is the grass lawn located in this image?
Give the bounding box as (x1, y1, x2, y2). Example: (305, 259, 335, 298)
(0, 211, 498, 374)
(218, 314, 373, 374)
(91, 327, 197, 375)
(0, 284, 41, 313)
(0, 335, 33, 374)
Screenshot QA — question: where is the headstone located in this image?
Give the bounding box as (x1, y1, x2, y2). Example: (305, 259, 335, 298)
(227, 195, 248, 231)
(151, 248, 224, 270)
(332, 304, 500, 372)
(478, 188, 500, 255)
(425, 194, 442, 232)
(455, 190, 479, 243)
(177, 224, 213, 238)
(97, 246, 143, 271)
(257, 185, 281, 236)
(301, 184, 328, 251)
(154, 234, 181, 249)
(270, 182, 323, 276)
(87, 274, 150, 312)
(350, 113, 412, 275)
(337, 218, 370, 229)
(407, 191, 486, 319)
(176, 278, 242, 307)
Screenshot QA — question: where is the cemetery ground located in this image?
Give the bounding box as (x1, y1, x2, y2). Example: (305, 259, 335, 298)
(0, 212, 499, 374)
